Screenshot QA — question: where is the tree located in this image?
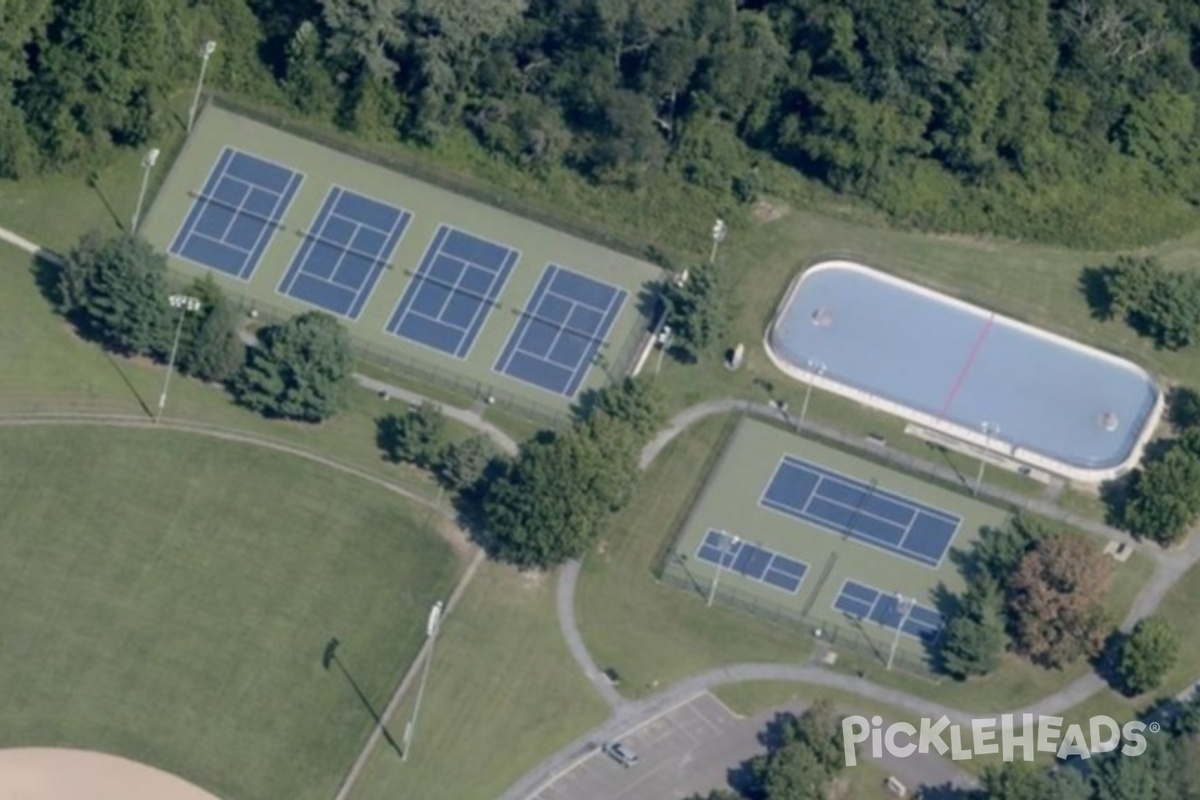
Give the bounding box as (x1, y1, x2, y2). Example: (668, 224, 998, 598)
(177, 275, 245, 383)
(1009, 534, 1113, 667)
(979, 761, 1090, 800)
(939, 576, 1006, 678)
(319, 0, 408, 80)
(968, 516, 1047, 590)
(482, 428, 612, 568)
(680, 791, 740, 800)
(56, 231, 170, 356)
(438, 433, 497, 493)
(1099, 256, 1200, 349)
(580, 376, 666, 443)
(23, 0, 169, 163)
(376, 401, 447, 469)
(1117, 615, 1179, 695)
(751, 743, 828, 800)
(231, 311, 354, 422)
(661, 261, 730, 361)
(1123, 446, 1200, 545)
(283, 21, 338, 118)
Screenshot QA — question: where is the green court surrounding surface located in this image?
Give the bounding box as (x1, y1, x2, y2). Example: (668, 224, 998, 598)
(0, 425, 461, 800)
(139, 104, 661, 417)
(666, 417, 1009, 665)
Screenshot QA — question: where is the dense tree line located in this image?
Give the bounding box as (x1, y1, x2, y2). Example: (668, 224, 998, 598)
(8, 1, 1200, 246)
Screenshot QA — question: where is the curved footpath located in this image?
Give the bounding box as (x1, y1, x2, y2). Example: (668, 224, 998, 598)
(501, 402, 1200, 800)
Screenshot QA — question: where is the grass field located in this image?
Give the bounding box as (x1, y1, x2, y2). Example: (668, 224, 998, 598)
(0, 425, 462, 800)
(667, 416, 1009, 667)
(139, 104, 660, 418)
(348, 562, 608, 800)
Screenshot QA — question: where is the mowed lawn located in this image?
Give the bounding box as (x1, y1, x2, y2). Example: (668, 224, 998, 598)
(349, 562, 609, 800)
(0, 425, 463, 800)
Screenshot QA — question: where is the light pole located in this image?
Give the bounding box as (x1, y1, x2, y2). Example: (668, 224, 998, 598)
(156, 294, 202, 422)
(402, 600, 443, 762)
(886, 593, 916, 671)
(709, 217, 727, 264)
(131, 147, 160, 232)
(798, 359, 826, 432)
(188, 40, 218, 133)
(973, 421, 999, 496)
(707, 531, 740, 608)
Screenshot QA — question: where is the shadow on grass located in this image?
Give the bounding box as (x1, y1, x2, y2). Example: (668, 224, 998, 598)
(86, 171, 126, 233)
(323, 637, 403, 758)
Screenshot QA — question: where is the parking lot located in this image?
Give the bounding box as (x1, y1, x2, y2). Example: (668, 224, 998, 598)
(530, 693, 756, 800)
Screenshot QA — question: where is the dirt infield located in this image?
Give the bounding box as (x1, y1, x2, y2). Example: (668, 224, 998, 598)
(0, 749, 221, 800)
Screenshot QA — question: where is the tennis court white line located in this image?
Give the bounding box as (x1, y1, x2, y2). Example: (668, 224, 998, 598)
(245, 169, 304, 278)
(349, 208, 409, 314)
(562, 277, 625, 391)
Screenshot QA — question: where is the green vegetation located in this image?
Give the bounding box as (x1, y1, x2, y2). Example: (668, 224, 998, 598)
(1095, 256, 1200, 350)
(482, 378, 662, 568)
(232, 310, 355, 422)
(1117, 615, 1180, 696)
(349, 563, 608, 800)
(662, 259, 731, 361)
(0, 425, 461, 800)
(747, 702, 849, 800)
(1121, 423, 1200, 545)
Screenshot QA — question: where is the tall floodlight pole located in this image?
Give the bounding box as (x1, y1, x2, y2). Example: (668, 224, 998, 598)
(973, 421, 999, 496)
(709, 217, 727, 264)
(798, 359, 826, 432)
(188, 40, 218, 133)
(886, 593, 916, 671)
(402, 600, 444, 762)
(131, 147, 161, 232)
(707, 532, 740, 608)
(156, 294, 202, 422)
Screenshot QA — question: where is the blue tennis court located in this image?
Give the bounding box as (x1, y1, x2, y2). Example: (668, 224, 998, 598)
(385, 224, 519, 358)
(832, 579, 943, 641)
(277, 186, 412, 320)
(694, 529, 809, 595)
(493, 264, 628, 397)
(169, 148, 303, 280)
(760, 456, 960, 568)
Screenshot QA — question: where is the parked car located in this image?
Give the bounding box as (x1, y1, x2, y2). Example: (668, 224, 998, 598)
(603, 741, 639, 768)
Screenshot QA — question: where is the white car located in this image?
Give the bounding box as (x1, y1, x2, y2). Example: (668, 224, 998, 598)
(603, 741, 639, 768)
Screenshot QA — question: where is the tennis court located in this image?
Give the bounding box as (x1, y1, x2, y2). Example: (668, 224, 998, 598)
(277, 186, 411, 320)
(832, 579, 943, 641)
(385, 224, 518, 358)
(169, 147, 303, 280)
(759, 455, 960, 568)
(694, 529, 809, 594)
(142, 104, 661, 418)
(493, 264, 629, 397)
(665, 418, 1004, 666)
